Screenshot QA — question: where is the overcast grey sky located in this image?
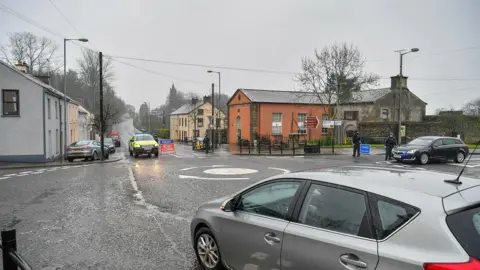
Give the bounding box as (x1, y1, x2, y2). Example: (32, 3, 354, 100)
(1, 0, 479, 113)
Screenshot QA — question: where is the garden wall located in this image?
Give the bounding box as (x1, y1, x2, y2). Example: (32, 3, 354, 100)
(359, 115, 480, 144)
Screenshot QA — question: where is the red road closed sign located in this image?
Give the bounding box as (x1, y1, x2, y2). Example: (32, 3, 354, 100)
(305, 116, 319, 129)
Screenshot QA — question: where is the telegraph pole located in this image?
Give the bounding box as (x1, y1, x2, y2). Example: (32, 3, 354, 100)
(211, 83, 214, 153)
(99, 51, 105, 161)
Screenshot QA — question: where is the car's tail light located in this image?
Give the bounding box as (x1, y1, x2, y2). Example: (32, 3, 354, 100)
(81, 146, 91, 150)
(66, 146, 71, 151)
(424, 258, 480, 269)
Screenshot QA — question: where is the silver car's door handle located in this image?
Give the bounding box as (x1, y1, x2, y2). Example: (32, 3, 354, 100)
(339, 254, 367, 268)
(264, 233, 281, 243)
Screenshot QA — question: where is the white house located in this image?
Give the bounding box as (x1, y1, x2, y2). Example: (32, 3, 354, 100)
(0, 61, 78, 162)
(78, 105, 92, 141)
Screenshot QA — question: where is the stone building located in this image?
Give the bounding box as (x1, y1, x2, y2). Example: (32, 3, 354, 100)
(335, 75, 427, 142)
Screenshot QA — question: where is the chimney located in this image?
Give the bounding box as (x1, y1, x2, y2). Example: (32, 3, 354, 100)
(390, 75, 408, 90)
(203, 95, 211, 104)
(14, 61, 29, 74)
(35, 75, 51, 85)
(191, 97, 199, 105)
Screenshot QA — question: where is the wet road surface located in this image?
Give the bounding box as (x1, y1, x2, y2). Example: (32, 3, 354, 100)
(1, 119, 479, 269)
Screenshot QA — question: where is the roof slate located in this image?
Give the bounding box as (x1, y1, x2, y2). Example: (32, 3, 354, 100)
(0, 61, 78, 104)
(239, 89, 321, 104)
(170, 102, 204, 115)
(237, 88, 393, 104)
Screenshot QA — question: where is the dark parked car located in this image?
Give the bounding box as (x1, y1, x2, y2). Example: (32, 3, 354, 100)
(392, 136, 469, 165)
(104, 138, 116, 153)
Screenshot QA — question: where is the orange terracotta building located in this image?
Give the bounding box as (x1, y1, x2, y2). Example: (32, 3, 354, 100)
(227, 89, 330, 144)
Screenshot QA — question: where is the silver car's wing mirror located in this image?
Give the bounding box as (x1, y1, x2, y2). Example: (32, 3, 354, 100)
(220, 198, 237, 212)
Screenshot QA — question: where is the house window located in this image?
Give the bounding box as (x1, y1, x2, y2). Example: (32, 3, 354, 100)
(198, 109, 204, 116)
(55, 101, 58, 118)
(322, 114, 328, 136)
(2, 89, 19, 116)
(344, 111, 359, 120)
(197, 118, 204, 127)
(272, 113, 282, 135)
(298, 113, 307, 134)
(47, 98, 51, 119)
(381, 108, 389, 120)
(238, 94, 241, 100)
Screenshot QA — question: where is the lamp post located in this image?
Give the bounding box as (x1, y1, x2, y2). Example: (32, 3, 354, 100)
(62, 38, 88, 162)
(394, 48, 419, 144)
(207, 70, 221, 147)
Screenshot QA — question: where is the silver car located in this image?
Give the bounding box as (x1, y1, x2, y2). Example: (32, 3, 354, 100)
(190, 166, 480, 270)
(66, 140, 109, 162)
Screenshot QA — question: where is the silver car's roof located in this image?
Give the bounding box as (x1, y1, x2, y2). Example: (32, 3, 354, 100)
(279, 166, 480, 206)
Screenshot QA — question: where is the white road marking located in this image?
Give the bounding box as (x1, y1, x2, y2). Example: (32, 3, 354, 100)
(180, 167, 197, 171)
(21, 171, 33, 174)
(0, 176, 11, 180)
(268, 167, 291, 174)
(4, 174, 17, 177)
(31, 171, 43, 174)
(128, 166, 190, 222)
(192, 153, 201, 157)
(179, 175, 249, 180)
(203, 168, 258, 175)
(448, 163, 480, 168)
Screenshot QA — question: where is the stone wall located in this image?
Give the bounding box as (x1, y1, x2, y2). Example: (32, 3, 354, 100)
(359, 115, 480, 144)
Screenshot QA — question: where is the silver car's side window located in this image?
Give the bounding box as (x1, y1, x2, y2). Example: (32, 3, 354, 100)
(297, 184, 367, 236)
(377, 201, 407, 230)
(236, 181, 301, 220)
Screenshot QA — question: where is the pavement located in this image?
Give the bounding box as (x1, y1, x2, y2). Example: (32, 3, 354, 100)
(1, 118, 479, 269)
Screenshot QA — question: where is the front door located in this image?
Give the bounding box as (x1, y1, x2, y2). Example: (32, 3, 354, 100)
(281, 182, 378, 270)
(236, 116, 241, 144)
(431, 139, 446, 160)
(217, 180, 303, 270)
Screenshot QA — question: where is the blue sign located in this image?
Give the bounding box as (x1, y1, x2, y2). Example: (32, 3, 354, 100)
(160, 139, 174, 144)
(360, 144, 371, 155)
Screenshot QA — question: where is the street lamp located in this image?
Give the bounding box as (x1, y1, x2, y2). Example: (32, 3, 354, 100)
(395, 47, 419, 144)
(207, 70, 221, 147)
(62, 38, 88, 162)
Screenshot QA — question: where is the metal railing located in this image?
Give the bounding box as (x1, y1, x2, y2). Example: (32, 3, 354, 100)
(1, 229, 33, 270)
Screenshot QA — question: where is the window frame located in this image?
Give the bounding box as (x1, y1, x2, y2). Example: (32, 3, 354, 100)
(233, 178, 308, 221)
(197, 118, 204, 127)
(2, 89, 20, 116)
(367, 192, 420, 241)
(321, 114, 329, 136)
(47, 98, 51, 119)
(297, 113, 307, 134)
(272, 112, 283, 135)
(291, 180, 376, 240)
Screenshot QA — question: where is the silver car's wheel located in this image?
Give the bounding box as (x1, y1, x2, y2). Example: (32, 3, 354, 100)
(455, 152, 465, 163)
(419, 153, 429, 165)
(92, 151, 98, 160)
(197, 233, 220, 269)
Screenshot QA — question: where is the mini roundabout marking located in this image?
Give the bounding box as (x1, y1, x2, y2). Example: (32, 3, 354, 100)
(178, 165, 290, 181)
(374, 160, 426, 170)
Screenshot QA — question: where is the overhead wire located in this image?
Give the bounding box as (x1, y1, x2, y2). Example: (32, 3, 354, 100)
(108, 57, 210, 85)
(105, 55, 298, 75)
(2, 2, 480, 83)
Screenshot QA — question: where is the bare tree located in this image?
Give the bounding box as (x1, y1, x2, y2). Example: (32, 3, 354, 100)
(462, 97, 480, 116)
(0, 32, 58, 74)
(188, 105, 201, 138)
(89, 102, 120, 136)
(295, 42, 380, 119)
